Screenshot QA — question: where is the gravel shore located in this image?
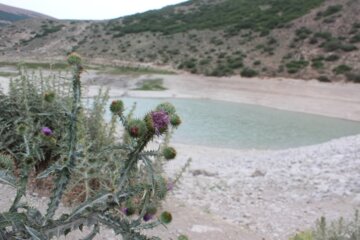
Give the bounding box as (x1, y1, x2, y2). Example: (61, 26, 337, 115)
(166, 135, 360, 239)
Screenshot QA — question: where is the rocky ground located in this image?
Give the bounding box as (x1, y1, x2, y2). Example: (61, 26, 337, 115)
(166, 135, 360, 239)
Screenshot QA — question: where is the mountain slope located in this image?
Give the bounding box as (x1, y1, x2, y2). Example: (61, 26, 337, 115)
(0, 0, 359, 82)
(0, 3, 54, 24)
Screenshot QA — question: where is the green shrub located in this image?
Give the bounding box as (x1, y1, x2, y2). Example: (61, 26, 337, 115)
(290, 212, 360, 240)
(316, 4, 343, 18)
(112, 0, 325, 35)
(311, 60, 324, 69)
(346, 72, 360, 83)
(289, 231, 313, 240)
(341, 44, 358, 52)
(295, 27, 312, 40)
(209, 65, 234, 76)
(240, 67, 258, 77)
(325, 54, 340, 61)
(323, 39, 342, 52)
(134, 78, 167, 91)
(253, 60, 261, 66)
(313, 32, 332, 40)
(226, 56, 244, 69)
(317, 75, 331, 82)
(333, 64, 352, 75)
(350, 33, 360, 43)
(286, 60, 309, 73)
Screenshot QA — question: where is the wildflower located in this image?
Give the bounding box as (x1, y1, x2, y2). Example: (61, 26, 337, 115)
(155, 102, 176, 115)
(143, 213, 154, 222)
(145, 110, 169, 135)
(166, 180, 174, 191)
(41, 127, 53, 136)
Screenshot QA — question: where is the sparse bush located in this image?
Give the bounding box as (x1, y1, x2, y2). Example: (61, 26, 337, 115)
(209, 65, 234, 77)
(295, 27, 312, 40)
(286, 60, 309, 73)
(346, 72, 360, 83)
(240, 67, 258, 77)
(323, 39, 342, 52)
(290, 211, 360, 240)
(311, 60, 324, 69)
(226, 56, 244, 69)
(333, 64, 352, 75)
(253, 60, 261, 66)
(313, 32, 332, 41)
(316, 4, 343, 19)
(317, 75, 331, 82)
(325, 54, 340, 61)
(341, 44, 358, 52)
(350, 33, 360, 43)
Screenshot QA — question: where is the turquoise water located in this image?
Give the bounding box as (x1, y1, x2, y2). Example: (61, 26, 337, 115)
(104, 98, 360, 150)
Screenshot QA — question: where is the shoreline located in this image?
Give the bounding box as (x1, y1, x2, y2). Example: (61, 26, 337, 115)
(82, 71, 360, 122)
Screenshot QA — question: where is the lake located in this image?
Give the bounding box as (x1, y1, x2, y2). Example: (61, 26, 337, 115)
(102, 98, 360, 150)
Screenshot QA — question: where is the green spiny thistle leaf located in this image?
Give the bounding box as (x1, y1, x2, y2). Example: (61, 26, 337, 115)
(0, 212, 27, 228)
(45, 172, 70, 221)
(26, 207, 45, 226)
(0, 153, 14, 170)
(68, 192, 114, 219)
(25, 226, 47, 240)
(0, 170, 16, 188)
(36, 163, 63, 179)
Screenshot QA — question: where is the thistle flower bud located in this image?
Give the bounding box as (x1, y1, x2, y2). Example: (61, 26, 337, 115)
(170, 114, 182, 127)
(67, 52, 82, 65)
(41, 127, 53, 136)
(127, 119, 146, 138)
(163, 147, 176, 160)
(16, 123, 27, 134)
(160, 211, 172, 224)
(44, 92, 55, 103)
(110, 100, 124, 114)
(155, 102, 176, 115)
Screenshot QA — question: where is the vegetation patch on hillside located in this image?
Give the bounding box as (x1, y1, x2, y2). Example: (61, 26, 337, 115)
(108, 0, 325, 35)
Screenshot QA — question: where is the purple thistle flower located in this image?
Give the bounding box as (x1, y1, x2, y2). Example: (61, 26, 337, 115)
(41, 127, 53, 136)
(151, 110, 169, 135)
(166, 179, 174, 191)
(143, 213, 154, 222)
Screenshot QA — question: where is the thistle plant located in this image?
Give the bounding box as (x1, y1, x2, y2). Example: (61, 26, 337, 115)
(0, 53, 183, 239)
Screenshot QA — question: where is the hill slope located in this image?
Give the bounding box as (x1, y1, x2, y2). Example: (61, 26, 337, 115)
(0, 3, 54, 25)
(0, 0, 359, 82)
